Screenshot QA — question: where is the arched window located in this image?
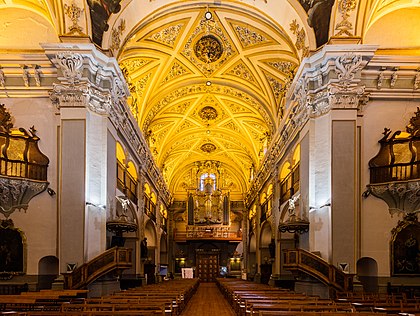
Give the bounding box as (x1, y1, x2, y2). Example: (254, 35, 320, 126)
(199, 173, 216, 192)
(144, 183, 157, 222)
(279, 145, 300, 205)
(116, 142, 138, 203)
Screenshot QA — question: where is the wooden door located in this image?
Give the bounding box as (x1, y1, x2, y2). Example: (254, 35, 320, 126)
(196, 253, 219, 282)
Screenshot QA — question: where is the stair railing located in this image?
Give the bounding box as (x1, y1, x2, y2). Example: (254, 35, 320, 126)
(63, 247, 132, 289)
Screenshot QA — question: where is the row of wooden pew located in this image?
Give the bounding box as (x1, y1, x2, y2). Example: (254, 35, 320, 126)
(0, 278, 199, 315)
(216, 278, 420, 316)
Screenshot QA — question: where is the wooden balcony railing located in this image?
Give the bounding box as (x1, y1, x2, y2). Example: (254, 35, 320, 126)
(174, 226, 242, 242)
(370, 162, 420, 184)
(63, 247, 132, 289)
(283, 248, 353, 293)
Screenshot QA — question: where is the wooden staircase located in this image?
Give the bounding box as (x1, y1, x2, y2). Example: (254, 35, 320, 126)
(63, 247, 132, 289)
(283, 248, 353, 293)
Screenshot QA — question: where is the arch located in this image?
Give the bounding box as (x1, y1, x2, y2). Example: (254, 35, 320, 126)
(267, 184, 273, 197)
(144, 183, 151, 196)
(106, 0, 316, 54)
(116, 142, 126, 163)
(144, 220, 157, 247)
(357, 257, 378, 293)
(280, 162, 292, 180)
(0, 4, 59, 49)
(126, 161, 137, 180)
(363, 6, 420, 48)
(260, 192, 267, 204)
(292, 144, 301, 166)
(159, 234, 168, 265)
(38, 256, 59, 290)
(260, 222, 273, 248)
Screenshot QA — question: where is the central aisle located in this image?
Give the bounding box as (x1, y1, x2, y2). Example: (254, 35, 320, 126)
(181, 282, 236, 316)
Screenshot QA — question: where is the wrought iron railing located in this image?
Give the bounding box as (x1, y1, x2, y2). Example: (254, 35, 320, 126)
(283, 248, 353, 293)
(63, 247, 132, 289)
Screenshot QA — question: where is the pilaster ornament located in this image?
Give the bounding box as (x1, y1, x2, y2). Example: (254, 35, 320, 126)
(414, 71, 420, 90)
(33, 66, 41, 87)
(328, 53, 365, 109)
(335, 0, 357, 37)
(377, 71, 385, 90)
(0, 67, 4, 87)
(391, 68, 398, 88)
(64, 1, 84, 35)
(21, 66, 29, 87)
(56, 52, 84, 84)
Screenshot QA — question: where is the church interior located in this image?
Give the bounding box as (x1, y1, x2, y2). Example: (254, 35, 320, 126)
(1, 0, 420, 312)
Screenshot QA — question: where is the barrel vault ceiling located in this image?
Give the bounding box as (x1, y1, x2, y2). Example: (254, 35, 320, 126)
(118, 6, 300, 198)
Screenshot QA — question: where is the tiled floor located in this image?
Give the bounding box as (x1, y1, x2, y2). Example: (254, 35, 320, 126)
(180, 282, 236, 316)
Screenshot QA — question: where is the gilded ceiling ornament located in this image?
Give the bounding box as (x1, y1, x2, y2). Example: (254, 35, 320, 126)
(226, 62, 257, 83)
(120, 58, 153, 73)
(201, 143, 217, 153)
(233, 24, 269, 48)
(335, 0, 357, 37)
(135, 73, 151, 99)
(161, 61, 189, 85)
(199, 106, 218, 121)
(194, 35, 223, 63)
(223, 121, 240, 132)
(266, 61, 296, 74)
(264, 72, 284, 102)
(148, 24, 183, 47)
(165, 101, 191, 114)
(64, 1, 84, 35)
(182, 13, 235, 76)
(110, 19, 126, 53)
(290, 20, 309, 58)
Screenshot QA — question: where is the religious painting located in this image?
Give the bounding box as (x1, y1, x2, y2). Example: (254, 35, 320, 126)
(0, 220, 24, 273)
(298, 0, 335, 47)
(87, 0, 122, 46)
(391, 214, 420, 276)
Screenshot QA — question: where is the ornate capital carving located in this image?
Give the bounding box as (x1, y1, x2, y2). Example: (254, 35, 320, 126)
(55, 52, 84, 84)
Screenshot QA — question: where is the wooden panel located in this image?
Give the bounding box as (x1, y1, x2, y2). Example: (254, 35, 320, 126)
(196, 253, 219, 282)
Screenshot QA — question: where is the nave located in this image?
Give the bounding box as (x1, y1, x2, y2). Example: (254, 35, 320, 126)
(1, 278, 420, 315)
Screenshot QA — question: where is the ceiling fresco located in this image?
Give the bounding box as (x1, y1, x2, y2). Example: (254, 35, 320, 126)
(118, 6, 300, 197)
